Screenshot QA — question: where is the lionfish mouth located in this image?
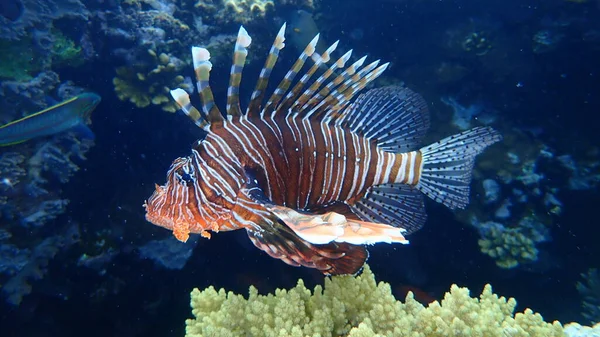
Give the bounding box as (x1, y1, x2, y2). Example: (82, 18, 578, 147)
(143, 184, 173, 228)
(143, 183, 195, 242)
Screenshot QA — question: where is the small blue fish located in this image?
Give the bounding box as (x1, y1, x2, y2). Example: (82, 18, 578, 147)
(0, 92, 101, 146)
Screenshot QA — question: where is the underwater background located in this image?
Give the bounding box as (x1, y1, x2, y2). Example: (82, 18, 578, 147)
(1, 0, 599, 336)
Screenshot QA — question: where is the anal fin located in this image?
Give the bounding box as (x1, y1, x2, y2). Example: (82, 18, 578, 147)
(351, 183, 427, 235)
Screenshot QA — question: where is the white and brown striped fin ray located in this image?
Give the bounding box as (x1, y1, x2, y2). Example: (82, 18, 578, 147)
(303, 58, 388, 122)
(292, 49, 353, 113)
(338, 86, 430, 152)
(416, 126, 502, 209)
(298, 55, 366, 117)
(170, 89, 209, 130)
(172, 25, 391, 130)
(226, 26, 252, 117)
(247, 24, 287, 117)
(191, 46, 224, 125)
(275, 40, 339, 113)
(351, 184, 427, 235)
(320, 61, 389, 123)
(262, 33, 320, 117)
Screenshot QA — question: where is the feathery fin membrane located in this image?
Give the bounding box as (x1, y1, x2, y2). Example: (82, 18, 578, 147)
(339, 86, 430, 152)
(416, 126, 502, 209)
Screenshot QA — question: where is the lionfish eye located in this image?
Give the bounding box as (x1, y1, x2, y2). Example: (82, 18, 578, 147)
(175, 166, 195, 186)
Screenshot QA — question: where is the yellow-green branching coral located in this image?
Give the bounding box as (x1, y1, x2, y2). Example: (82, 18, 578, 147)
(477, 224, 539, 269)
(184, 265, 565, 337)
(113, 49, 192, 113)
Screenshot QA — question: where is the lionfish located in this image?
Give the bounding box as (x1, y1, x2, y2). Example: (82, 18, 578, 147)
(144, 25, 501, 275)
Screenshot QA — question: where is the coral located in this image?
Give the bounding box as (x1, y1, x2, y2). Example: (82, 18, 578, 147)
(224, 0, 274, 15)
(564, 322, 600, 337)
(0, 0, 88, 40)
(1, 223, 80, 305)
(557, 154, 600, 191)
(533, 30, 565, 54)
(29, 134, 94, 184)
(113, 49, 192, 113)
(577, 269, 600, 324)
(50, 29, 83, 67)
(0, 119, 94, 231)
(0, 28, 83, 81)
(0, 38, 47, 81)
(194, 0, 275, 25)
(0, 152, 26, 191)
(0, 71, 60, 121)
(476, 221, 539, 269)
(455, 129, 563, 269)
(184, 265, 564, 337)
(138, 235, 199, 270)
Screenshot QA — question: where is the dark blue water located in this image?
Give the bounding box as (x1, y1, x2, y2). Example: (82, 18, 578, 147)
(1, 0, 599, 336)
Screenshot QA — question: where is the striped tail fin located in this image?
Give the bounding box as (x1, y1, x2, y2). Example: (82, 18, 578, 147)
(416, 127, 502, 209)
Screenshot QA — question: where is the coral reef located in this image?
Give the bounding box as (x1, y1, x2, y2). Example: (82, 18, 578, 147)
(0, 223, 80, 305)
(100, 3, 198, 112)
(0, 0, 88, 40)
(564, 322, 600, 337)
(577, 269, 600, 324)
(0, 71, 61, 120)
(454, 129, 560, 269)
(454, 123, 600, 270)
(184, 265, 564, 337)
(138, 236, 199, 270)
(194, 0, 275, 25)
(476, 221, 542, 269)
(0, 75, 95, 304)
(113, 50, 192, 113)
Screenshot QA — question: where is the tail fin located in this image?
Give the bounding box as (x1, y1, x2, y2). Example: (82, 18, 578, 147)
(416, 127, 501, 209)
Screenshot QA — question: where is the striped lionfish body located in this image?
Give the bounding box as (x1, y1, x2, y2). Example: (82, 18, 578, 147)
(144, 25, 501, 275)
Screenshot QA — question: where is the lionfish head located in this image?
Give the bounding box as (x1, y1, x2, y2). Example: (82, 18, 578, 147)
(144, 156, 208, 242)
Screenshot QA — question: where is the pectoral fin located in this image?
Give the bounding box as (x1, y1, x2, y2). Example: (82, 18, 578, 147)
(266, 205, 409, 245)
(245, 217, 368, 275)
(243, 169, 409, 246)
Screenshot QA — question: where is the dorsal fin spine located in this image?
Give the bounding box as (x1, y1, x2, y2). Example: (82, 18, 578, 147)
(306, 57, 377, 119)
(301, 55, 367, 115)
(248, 23, 286, 117)
(322, 62, 389, 123)
(296, 49, 353, 117)
(170, 89, 209, 130)
(263, 34, 319, 118)
(276, 40, 339, 114)
(226, 26, 252, 117)
(192, 46, 224, 124)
